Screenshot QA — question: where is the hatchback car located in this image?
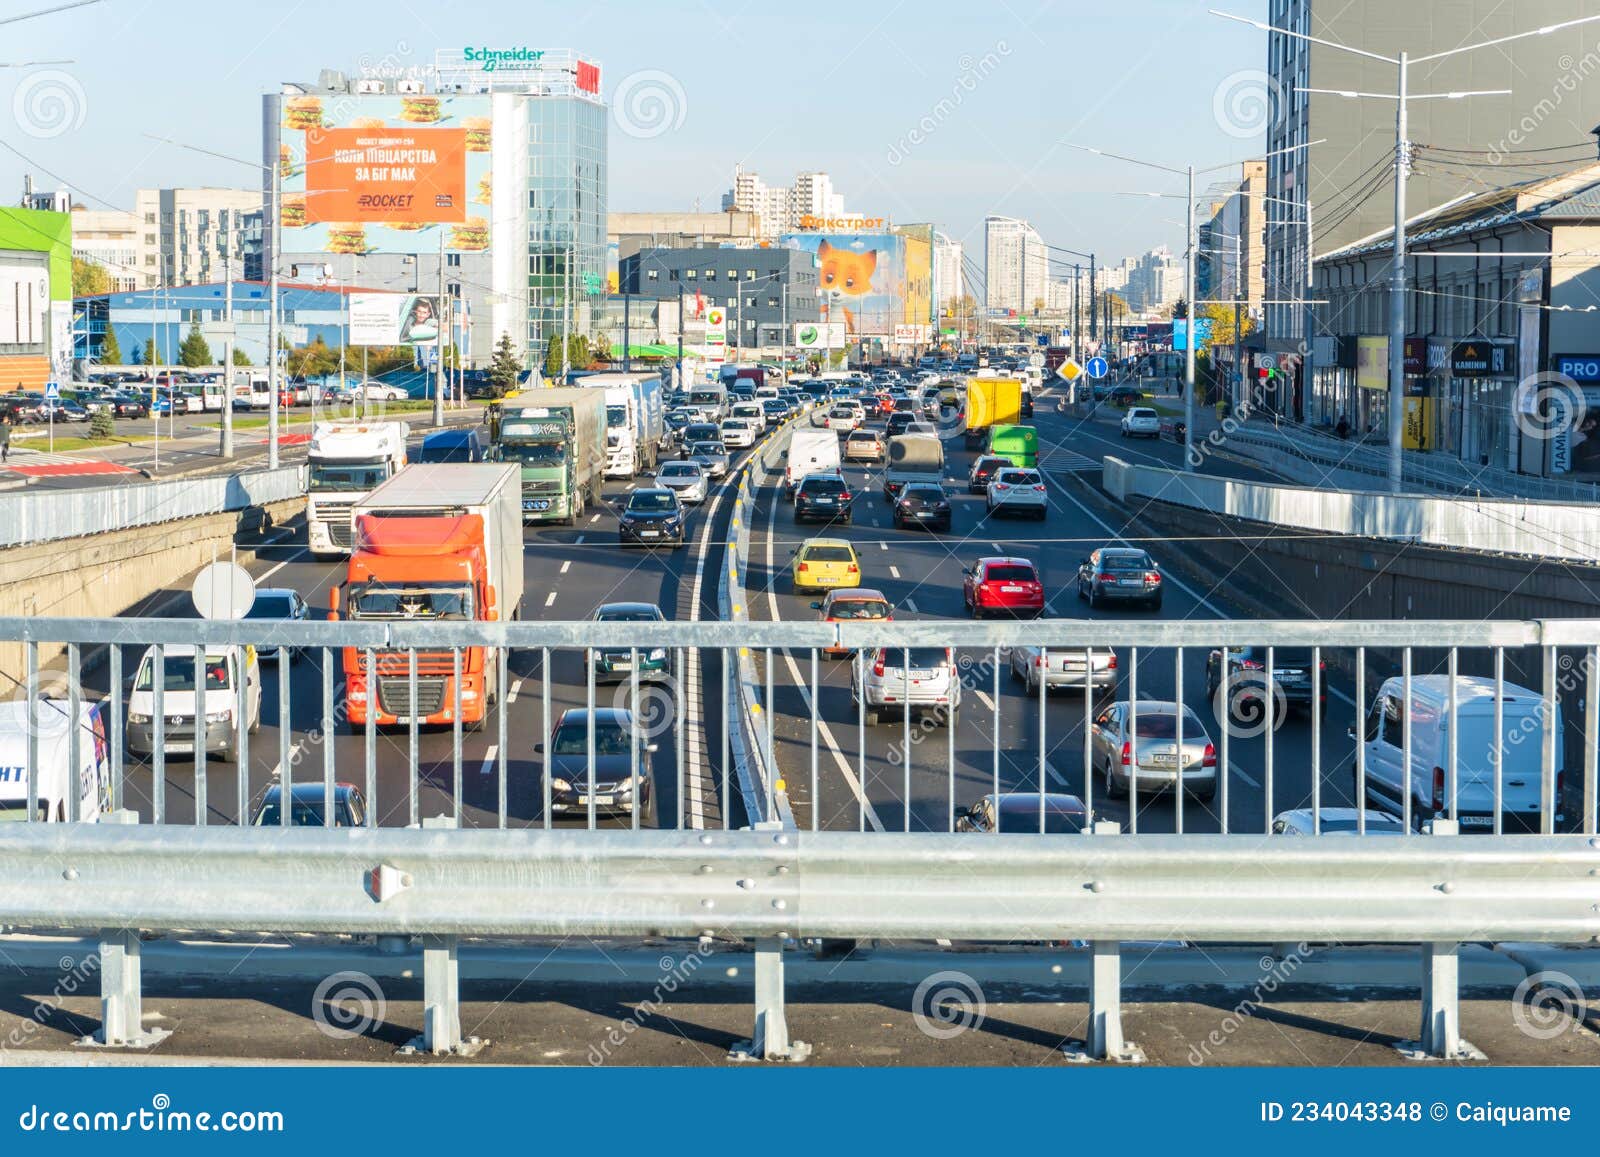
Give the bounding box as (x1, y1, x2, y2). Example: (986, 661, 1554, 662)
(968, 455, 1014, 494)
(761, 398, 789, 427)
(794, 473, 855, 525)
(957, 793, 1088, 834)
(587, 602, 672, 681)
(535, 707, 655, 820)
(812, 588, 892, 657)
(1206, 646, 1326, 719)
(986, 468, 1048, 519)
(655, 460, 708, 504)
(720, 417, 757, 449)
(251, 782, 367, 827)
(1077, 547, 1163, 611)
(844, 429, 884, 462)
(1010, 645, 1117, 698)
(825, 404, 861, 433)
(687, 439, 730, 478)
(1091, 701, 1216, 800)
(617, 486, 686, 548)
(893, 482, 952, 533)
(963, 557, 1045, 619)
(851, 645, 962, 726)
(1120, 407, 1161, 438)
(791, 537, 861, 593)
(244, 588, 310, 662)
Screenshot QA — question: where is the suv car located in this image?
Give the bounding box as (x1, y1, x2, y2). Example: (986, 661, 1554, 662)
(963, 557, 1045, 619)
(617, 487, 687, 548)
(1206, 646, 1327, 720)
(1077, 547, 1162, 611)
(986, 468, 1048, 519)
(794, 473, 855, 525)
(1120, 407, 1160, 438)
(851, 645, 962, 726)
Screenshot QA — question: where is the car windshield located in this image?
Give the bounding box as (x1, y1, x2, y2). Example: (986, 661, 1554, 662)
(690, 442, 724, 457)
(684, 425, 719, 441)
(828, 598, 889, 620)
(1319, 816, 1406, 834)
(596, 608, 661, 623)
(830, 407, 853, 418)
(346, 582, 473, 620)
(848, 432, 877, 442)
(628, 492, 678, 514)
(418, 443, 476, 463)
(721, 421, 744, 431)
(606, 406, 628, 428)
(1133, 712, 1206, 739)
(552, 720, 631, 756)
(984, 564, 1036, 582)
(244, 594, 296, 620)
(1129, 409, 1157, 419)
(977, 459, 1010, 473)
(902, 486, 943, 502)
(802, 545, 855, 564)
(255, 796, 348, 827)
(135, 654, 231, 692)
(309, 463, 388, 491)
(1243, 647, 1316, 667)
(763, 400, 785, 412)
(660, 463, 700, 479)
(1104, 552, 1153, 572)
(497, 442, 566, 465)
(879, 647, 950, 670)
(803, 478, 848, 495)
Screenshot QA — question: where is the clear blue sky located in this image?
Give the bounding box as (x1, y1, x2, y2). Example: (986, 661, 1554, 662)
(0, 0, 1269, 273)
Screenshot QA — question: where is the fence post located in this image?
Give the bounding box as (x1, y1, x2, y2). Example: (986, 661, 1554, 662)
(1064, 821, 1145, 1063)
(730, 822, 809, 1062)
(1398, 819, 1486, 1061)
(78, 810, 171, 1050)
(401, 816, 486, 1057)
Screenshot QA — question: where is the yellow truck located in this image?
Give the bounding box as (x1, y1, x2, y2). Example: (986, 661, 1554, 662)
(964, 378, 1024, 450)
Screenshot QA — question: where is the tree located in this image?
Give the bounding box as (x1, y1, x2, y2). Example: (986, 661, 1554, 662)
(140, 338, 155, 367)
(232, 348, 252, 366)
(542, 334, 589, 379)
(288, 335, 338, 380)
(89, 409, 114, 439)
(72, 257, 112, 298)
(1170, 298, 1190, 321)
(1197, 301, 1256, 354)
(178, 321, 213, 368)
(98, 324, 122, 365)
(488, 332, 522, 397)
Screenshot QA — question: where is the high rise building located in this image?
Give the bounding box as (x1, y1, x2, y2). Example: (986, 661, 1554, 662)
(983, 215, 1046, 315)
(1198, 161, 1266, 312)
(932, 232, 964, 310)
(1264, 0, 1600, 346)
(722, 166, 848, 237)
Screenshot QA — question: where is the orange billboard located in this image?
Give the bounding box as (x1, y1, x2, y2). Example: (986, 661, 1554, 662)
(303, 126, 470, 227)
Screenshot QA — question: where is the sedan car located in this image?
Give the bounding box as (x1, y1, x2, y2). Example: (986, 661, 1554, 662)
(893, 482, 951, 533)
(617, 486, 686, 548)
(813, 588, 892, 657)
(681, 422, 722, 454)
(968, 455, 1014, 494)
(1077, 547, 1163, 611)
(687, 439, 730, 478)
(1010, 645, 1118, 698)
(244, 588, 310, 661)
(720, 418, 757, 449)
(535, 707, 655, 821)
(825, 404, 861, 433)
(1090, 700, 1216, 800)
(1120, 407, 1161, 438)
(761, 398, 789, 427)
(108, 392, 150, 419)
(851, 645, 962, 726)
(251, 782, 367, 827)
(655, 460, 708, 505)
(588, 602, 672, 681)
(986, 468, 1048, 520)
(1205, 646, 1327, 719)
(794, 473, 855, 525)
(963, 556, 1045, 619)
(791, 537, 861, 593)
(957, 793, 1088, 834)
(40, 398, 89, 422)
(844, 429, 884, 462)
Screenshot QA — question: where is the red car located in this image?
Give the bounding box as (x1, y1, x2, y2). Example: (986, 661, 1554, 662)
(962, 556, 1046, 619)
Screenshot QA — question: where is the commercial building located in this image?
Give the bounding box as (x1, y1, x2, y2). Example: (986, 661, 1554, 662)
(721, 166, 847, 238)
(0, 205, 72, 391)
(984, 215, 1046, 315)
(1121, 246, 1185, 315)
(1198, 161, 1266, 311)
(1264, 0, 1600, 349)
(618, 245, 819, 355)
(265, 50, 606, 370)
(609, 211, 761, 263)
(1309, 162, 1600, 478)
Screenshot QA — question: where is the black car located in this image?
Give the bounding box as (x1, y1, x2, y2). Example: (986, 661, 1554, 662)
(968, 455, 1015, 495)
(252, 782, 367, 827)
(109, 392, 149, 419)
(588, 602, 672, 682)
(893, 482, 951, 533)
(618, 486, 686, 548)
(761, 398, 788, 427)
(956, 792, 1088, 833)
(794, 473, 855, 525)
(885, 411, 918, 439)
(535, 707, 655, 821)
(1109, 386, 1143, 407)
(1205, 645, 1327, 719)
(681, 422, 721, 455)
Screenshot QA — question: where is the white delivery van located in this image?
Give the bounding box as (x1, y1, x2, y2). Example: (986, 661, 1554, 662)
(0, 700, 110, 823)
(786, 428, 843, 499)
(1355, 675, 1562, 831)
(126, 644, 261, 762)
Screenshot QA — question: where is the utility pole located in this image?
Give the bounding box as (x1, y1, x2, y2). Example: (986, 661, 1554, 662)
(623, 292, 631, 373)
(1088, 254, 1097, 345)
(221, 254, 233, 459)
(1386, 52, 1410, 493)
(267, 156, 281, 470)
(1071, 263, 1081, 363)
(434, 232, 445, 428)
(1184, 164, 1197, 469)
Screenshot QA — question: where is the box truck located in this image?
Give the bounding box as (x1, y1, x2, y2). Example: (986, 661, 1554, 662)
(964, 378, 1023, 450)
(490, 389, 607, 525)
(578, 372, 666, 479)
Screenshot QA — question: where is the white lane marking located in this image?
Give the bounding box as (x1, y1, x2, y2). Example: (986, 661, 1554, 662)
(879, 541, 888, 551)
(889, 565, 901, 579)
(991, 543, 1002, 552)
(544, 591, 557, 608)
(589, 513, 601, 524)
(559, 561, 572, 575)
(1045, 761, 1070, 788)
(271, 742, 303, 781)
(1045, 602, 1058, 616)
(507, 678, 524, 704)
(1230, 761, 1263, 789)
(478, 744, 499, 776)
(905, 597, 919, 614)
(575, 535, 586, 545)
(255, 549, 310, 585)
(975, 689, 996, 711)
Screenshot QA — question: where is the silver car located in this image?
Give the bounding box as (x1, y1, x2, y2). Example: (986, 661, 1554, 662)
(688, 439, 730, 478)
(655, 460, 708, 504)
(1010, 646, 1118, 698)
(1089, 700, 1215, 800)
(850, 645, 962, 726)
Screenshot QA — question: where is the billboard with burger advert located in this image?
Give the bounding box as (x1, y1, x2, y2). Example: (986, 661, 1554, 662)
(278, 93, 491, 255)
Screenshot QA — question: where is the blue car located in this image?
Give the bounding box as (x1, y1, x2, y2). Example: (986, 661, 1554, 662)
(416, 429, 486, 463)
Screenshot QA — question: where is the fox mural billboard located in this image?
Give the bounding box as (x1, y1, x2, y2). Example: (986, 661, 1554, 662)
(779, 232, 906, 339)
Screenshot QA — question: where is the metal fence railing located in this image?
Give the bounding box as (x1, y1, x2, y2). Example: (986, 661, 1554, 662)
(0, 466, 307, 549)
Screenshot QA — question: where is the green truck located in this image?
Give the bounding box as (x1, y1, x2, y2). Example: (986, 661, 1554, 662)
(986, 424, 1038, 469)
(490, 388, 607, 526)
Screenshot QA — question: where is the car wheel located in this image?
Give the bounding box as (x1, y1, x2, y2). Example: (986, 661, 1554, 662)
(1076, 579, 1087, 601)
(1087, 586, 1100, 609)
(1104, 758, 1127, 799)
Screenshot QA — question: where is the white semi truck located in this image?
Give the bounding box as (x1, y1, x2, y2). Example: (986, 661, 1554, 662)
(305, 420, 410, 557)
(578, 372, 666, 479)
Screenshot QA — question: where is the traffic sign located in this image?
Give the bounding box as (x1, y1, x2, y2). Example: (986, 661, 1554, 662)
(1086, 356, 1109, 380)
(1029, 353, 1046, 368)
(191, 562, 256, 621)
(44, 381, 60, 400)
(1057, 358, 1084, 383)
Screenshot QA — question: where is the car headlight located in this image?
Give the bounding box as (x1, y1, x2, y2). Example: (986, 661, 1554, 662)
(127, 712, 150, 725)
(550, 778, 572, 793)
(614, 776, 640, 794)
(204, 710, 231, 724)
(648, 648, 668, 661)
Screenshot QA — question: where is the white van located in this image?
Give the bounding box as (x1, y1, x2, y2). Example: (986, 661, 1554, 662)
(1354, 675, 1561, 831)
(0, 700, 110, 823)
(786, 428, 843, 498)
(126, 644, 262, 761)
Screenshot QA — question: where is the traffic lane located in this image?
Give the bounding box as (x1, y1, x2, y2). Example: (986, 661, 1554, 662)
(1033, 395, 1288, 485)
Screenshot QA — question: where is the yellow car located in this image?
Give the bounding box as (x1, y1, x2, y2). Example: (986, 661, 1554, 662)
(792, 537, 862, 593)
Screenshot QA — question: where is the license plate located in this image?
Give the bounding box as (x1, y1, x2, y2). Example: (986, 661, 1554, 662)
(817, 576, 840, 585)
(1120, 578, 1144, 587)
(579, 795, 614, 806)
(641, 530, 660, 538)
(1148, 753, 1177, 766)
(1460, 815, 1493, 827)
(1278, 669, 1305, 678)
(609, 660, 632, 671)
(816, 497, 836, 505)
(1001, 584, 1023, 593)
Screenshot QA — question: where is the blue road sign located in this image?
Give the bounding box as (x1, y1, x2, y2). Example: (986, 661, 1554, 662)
(44, 381, 60, 400)
(1086, 357, 1109, 380)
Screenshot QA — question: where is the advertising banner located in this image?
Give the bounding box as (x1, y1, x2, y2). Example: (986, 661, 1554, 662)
(893, 324, 930, 345)
(348, 293, 444, 346)
(0, 262, 47, 345)
(794, 322, 845, 349)
(779, 232, 906, 338)
(703, 306, 727, 365)
(1356, 335, 1388, 390)
(279, 93, 491, 255)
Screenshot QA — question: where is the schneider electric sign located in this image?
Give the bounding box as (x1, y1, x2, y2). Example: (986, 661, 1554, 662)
(462, 46, 546, 71)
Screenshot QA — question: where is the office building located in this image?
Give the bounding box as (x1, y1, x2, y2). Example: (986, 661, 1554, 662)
(1198, 161, 1266, 310)
(721, 166, 847, 238)
(933, 232, 964, 310)
(984, 215, 1046, 315)
(618, 245, 819, 353)
(609, 210, 761, 263)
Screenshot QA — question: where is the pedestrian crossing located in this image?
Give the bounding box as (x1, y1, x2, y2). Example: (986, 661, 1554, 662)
(1, 446, 137, 476)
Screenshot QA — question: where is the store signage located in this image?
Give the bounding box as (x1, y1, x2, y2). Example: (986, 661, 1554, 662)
(796, 215, 887, 231)
(462, 46, 546, 71)
(1403, 338, 1427, 376)
(1451, 340, 1513, 378)
(1552, 353, 1600, 383)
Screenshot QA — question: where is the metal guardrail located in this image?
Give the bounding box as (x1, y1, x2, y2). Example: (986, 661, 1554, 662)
(1106, 458, 1600, 564)
(0, 465, 307, 548)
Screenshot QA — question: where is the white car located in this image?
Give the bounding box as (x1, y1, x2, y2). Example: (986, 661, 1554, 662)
(362, 382, 408, 401)
(1121, 407, 1161, 438)
(655, 459, 709, 504)
(1271, 808, 1407, 836)
(825, 405, 861, 433)
(720, 418, 757, 449)
(986, 468, 1048, 519)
